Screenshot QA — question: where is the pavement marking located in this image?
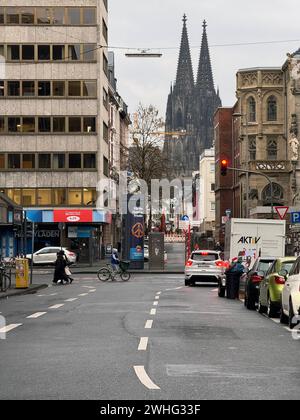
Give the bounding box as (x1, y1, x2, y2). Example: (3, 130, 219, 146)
(165, 286, 184, 291)
(138, 337, 149, 351)
(153, 301, 159, 306)
(284, 327, 293, 332)
(211, 288, 218, 292)
(155, 296, 160, 300)
(271, 318, 281, 324)
(78, 293, 88, 297)
(134, 366, 160, 390)
(49, 293, 58, 296)
(145, 320, 153, 329)
(157, 292, 162, 295)
(26, 312, 47, 319)
(89, 289, 96, 293)
(65, 298, 78, 302)
(49, 304, 64, 309)
(82, 286, 95, 289)
(0, 324, 22, 333)
(37, 294, 46, 297)
(150, 308, 157, 315)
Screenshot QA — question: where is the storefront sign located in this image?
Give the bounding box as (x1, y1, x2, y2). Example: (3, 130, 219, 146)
(53, 210, 93, 223)
(68, 226, 93, 238)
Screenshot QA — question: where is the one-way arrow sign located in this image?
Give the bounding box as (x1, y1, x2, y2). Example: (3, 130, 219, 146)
(275, 206, 289, 220)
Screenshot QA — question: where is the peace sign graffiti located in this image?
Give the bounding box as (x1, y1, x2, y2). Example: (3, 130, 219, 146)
(131, 223, 144, 239)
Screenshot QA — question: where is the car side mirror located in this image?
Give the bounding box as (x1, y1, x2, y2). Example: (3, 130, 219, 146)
(278, 269, 288, 278)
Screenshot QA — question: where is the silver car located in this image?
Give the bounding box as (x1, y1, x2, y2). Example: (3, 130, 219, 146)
(185, 250, 225, 286)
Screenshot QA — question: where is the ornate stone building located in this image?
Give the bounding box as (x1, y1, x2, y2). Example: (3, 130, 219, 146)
(164, 16, 221, 178)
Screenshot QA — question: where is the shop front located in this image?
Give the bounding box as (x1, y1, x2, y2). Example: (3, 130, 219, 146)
(0, 193, 23, 258)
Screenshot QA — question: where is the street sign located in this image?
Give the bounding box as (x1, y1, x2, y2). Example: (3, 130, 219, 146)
(181, 215, 190, 221)
(291, 212, 300, 224)
(275, 206, 289, 220)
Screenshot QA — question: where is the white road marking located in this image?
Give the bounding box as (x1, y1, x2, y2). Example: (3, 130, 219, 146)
(65, 298, 78, 302)
(153, 301, 158, 306)
(0, 324, 22, 333)
(150, 309, 157, 315)
(37, 294, 46, 297)
(89, 290, 96, 293)
(157, 292, 162, 295)
(49, 293, 58, 296)
(26, 312, 47, 319)
(145, 320, 153, 329)
(138, 337, 149, 351)
(82, 286, 95, 289)
(165, 286, 184, 291)
(211, 288, 218, 292)
(78, 293, 88, 297)
(155, 296, 160, 300)
(284, 327, 293, 332)
(134, 366, 160, 390)
(49, 304, 64, 309)
(271, 318, 280, 324)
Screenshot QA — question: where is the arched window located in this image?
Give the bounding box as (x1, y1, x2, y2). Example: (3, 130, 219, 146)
(261, 183, 284, 206)
(267, 95, 277, 121)
(248, 96, 256, 122)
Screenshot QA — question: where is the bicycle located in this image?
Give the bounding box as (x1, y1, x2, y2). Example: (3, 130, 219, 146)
(97, 261, 131, 282)
(0, 264, 12, 292)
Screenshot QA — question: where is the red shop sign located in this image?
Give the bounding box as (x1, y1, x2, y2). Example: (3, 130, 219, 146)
(53, 210, 93, 223)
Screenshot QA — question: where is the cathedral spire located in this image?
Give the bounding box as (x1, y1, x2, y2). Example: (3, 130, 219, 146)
(196, 20, 215, 91)
(175, 14, 194, 93)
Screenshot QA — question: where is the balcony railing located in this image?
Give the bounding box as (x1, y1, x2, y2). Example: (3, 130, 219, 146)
(249, 161, 292, 172)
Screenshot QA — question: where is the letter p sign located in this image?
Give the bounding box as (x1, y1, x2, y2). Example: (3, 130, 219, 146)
(291, 212, 300, 224)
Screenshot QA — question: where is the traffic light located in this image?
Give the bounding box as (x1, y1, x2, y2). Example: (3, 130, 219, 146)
(221, 159, 228, 176)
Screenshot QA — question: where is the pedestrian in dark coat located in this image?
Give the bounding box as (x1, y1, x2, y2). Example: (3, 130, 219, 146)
(53, 251, 70, 285)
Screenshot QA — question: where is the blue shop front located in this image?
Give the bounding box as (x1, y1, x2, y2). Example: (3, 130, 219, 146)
(0, 192, 23, 258)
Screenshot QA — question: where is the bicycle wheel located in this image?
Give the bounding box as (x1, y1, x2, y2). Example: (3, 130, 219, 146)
(97, 268, 111, 282)
(120, 272, 131, 282)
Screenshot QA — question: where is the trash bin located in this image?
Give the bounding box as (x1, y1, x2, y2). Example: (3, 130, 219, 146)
(226, 273, 241, 300)
(15, 258, 29, 289)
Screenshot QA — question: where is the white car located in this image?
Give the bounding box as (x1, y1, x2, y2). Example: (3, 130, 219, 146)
(185, 250, 226, 287)
(280, 258, 300, 329)
(26, 247, 77, 266)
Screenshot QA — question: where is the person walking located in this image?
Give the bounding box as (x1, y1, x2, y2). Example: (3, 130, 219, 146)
(53, 250, 72, 285)
(111, 248, 120, 280)
(225, 257, 245, 299)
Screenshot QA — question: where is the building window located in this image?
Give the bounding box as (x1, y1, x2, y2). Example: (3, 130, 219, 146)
(22, 154, 35, 169)
(53, 117, 65, 133)
(22, 45, 35, 60)
(267, 96, 277, 121)
(38, 154, 51, 169)
(262, 183, 284, 205)
(38, 45, 50, 60)
(7, 7, 20, 24)
(8, 81, 20, 96)
(0, 81, 4, 96)
(53, 8, 65, 25)
(102, 19, 108, 42)
(22, 81, 35, 96)
(83, 117, 96, 133)
(53, 154, 65, 169)
(21, 8, 35, 24)
(22, 117, 35, 133)
(69, 44, 81, 61)
(83, 44, 96, 61)
(103, 54, 108, 76)
(37, 189, 52, 206)
(53, 45, 65, 61)
(8, 117, 21, 132)
(7, 189, 21, 205)
(83, 8, 96, 25)
(69, 154, 82, 169)
(210, 163, 215, 173)
(53, 81, 65, 96)
(38, 117, 51, 133)
(36, 8, 52, 25)
(82, 81, 97, 97)
(103, 88, 108, 109)
(103, 156, 109, 177)
(69, 117, 82, 133)
(53, 189, 66, 205)
(0, 7, 4, 24)
(248, 96, 256, 122)
(0, 117, 4, 132)
(83, 189, 96, 206)
(0, 154, 5, 169)
(8, 154, 21, 169)
(22, 189, 36, 206)
(7, 45, 20, 60)
(211, 202, 216, 211)
(103, 122, 109, 142)
(68, 81, 81, 96)
(249, 136, 257, 161)
(211, 183, 215, 192)
(67, 8, 81, 25)
(68, 189, 82, 205)
(38, 81, 51, 96)
(84, 154, 96, 169)
(267, 137, 278, 160)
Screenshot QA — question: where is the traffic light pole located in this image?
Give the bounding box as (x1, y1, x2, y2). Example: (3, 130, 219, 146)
(227, 167, 274, 219)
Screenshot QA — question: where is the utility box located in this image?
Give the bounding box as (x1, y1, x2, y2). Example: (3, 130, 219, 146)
(149, 233, 165, 270)
(15, 258, 29, 289)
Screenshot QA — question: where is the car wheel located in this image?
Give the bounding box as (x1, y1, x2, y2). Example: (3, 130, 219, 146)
(289, 300, 297, 330)
(280, 305, 289, 324)
(267, 295, 278, 318)
(258, 300, 267, 314)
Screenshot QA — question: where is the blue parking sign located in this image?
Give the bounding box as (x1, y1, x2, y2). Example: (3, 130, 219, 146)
(291, 212, 300, 224)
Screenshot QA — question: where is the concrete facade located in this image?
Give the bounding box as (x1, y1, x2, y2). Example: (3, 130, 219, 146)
(199, 148, 215, 234)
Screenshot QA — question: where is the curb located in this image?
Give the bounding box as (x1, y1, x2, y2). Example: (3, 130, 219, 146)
(0, 284, 48, 300)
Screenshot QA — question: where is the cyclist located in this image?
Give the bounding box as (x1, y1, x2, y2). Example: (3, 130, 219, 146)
(111, 248, 120, 277)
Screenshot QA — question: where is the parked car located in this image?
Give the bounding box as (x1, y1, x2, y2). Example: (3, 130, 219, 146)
(243, 257, 276, 310)
(185, 250, 226, 287)
(258, 257, 296, 318)
(280, 257, 300, 329)
(144, 245, 167, 262)
(26, 247, 77, 266)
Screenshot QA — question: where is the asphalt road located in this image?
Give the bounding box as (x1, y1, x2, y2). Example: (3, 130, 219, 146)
(0, 273, 299, 400)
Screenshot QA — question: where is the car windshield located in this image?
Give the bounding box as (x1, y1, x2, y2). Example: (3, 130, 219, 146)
(192, 253, 218, 262)
(281, 262, 295, 274)
(258, 260, 274, 273)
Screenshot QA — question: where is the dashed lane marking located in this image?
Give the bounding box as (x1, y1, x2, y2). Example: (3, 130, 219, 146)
(78, 293, 88, 297)
(155, 296, 160, 300)
(89, 290, 96, 293)
(145, 320, 153, 329)
(134, 366, 160, 390)
(138, 337, 149, 351)
(26, 312, 47, 319)
(82, 286, 96, 289)
(150, 309, 157, 315)
(153, 301, 158, 306)
(49, 304, 64, 309)
(157, 292, 162, 295)
(65, 298, 78, 302)
(0, 324, 22, 334)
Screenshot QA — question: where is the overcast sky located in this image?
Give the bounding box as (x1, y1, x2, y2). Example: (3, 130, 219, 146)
(109, 0, 300, 118)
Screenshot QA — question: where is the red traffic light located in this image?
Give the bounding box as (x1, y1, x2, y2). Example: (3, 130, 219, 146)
(221, 159, 228, 176)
